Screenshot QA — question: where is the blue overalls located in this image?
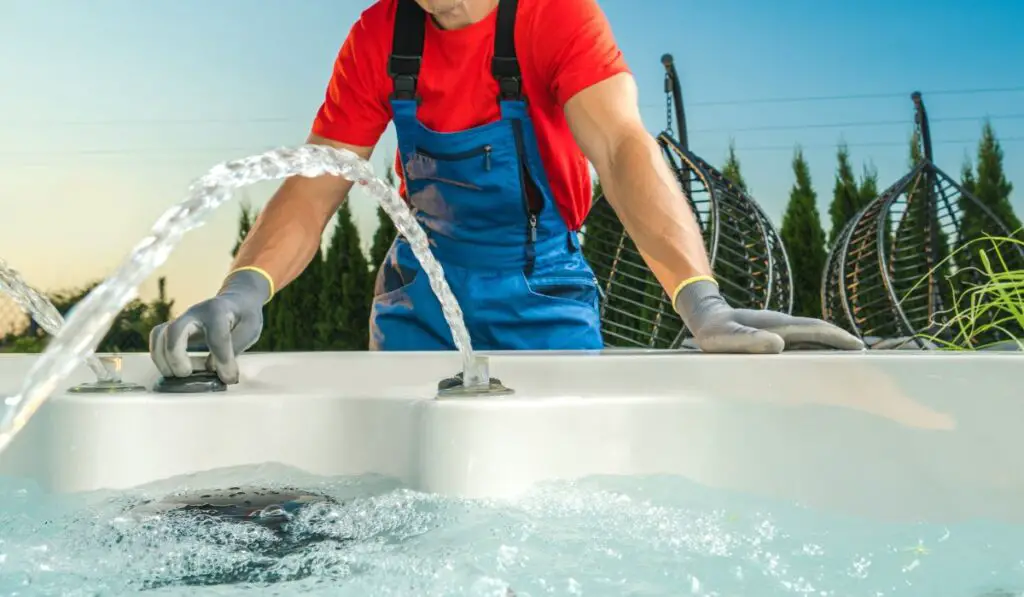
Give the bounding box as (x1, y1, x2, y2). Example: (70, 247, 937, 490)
(368, 0, 603, 351)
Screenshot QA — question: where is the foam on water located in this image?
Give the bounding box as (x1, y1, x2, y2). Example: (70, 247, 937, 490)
(0, 470, 1021, 597)
(0, 145, 474, 455)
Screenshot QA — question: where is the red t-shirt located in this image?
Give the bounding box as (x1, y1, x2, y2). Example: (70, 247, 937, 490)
(311, 0, 630, 231)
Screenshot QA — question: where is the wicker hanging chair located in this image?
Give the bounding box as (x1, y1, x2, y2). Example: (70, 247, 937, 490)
(583, 54, 792, 348)
(821, 92, 1024, 349)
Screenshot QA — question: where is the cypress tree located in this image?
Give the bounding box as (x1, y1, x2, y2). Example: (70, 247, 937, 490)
(973, 120, 1021, 236)
(961, 155, 977, 194)
(858, 162, 879, 208)
(298, 249, 325, 348)
(234, 199, 323, 351)
(265, 288, 296, 351)
(318, 201, 371, 350)
(858, 161, 887, 255)
(857, 160, 885, 251)
(721, 140, 747, 191)
(151, 277, 174, 325)
(369, 161, 399, 283)
(264, 250, 323, 351)
(954, 126, 1024, 343)
(827, 142, 860, 248)
(779, 147, 828, 318)
(231, 202, 278, 352)
(957, 155, 984, 270)
(232, 197, 255, 258)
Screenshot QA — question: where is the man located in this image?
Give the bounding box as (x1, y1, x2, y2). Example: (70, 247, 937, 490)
(150, 0, 863, 384)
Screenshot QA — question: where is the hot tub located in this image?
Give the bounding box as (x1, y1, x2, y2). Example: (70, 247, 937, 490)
(0, 350, 1019, 524)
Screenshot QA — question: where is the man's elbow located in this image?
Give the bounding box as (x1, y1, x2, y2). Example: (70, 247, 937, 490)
(293, 134, 377, 204)
(593, 123, 657, 184)
(264, 134, 376, 231)
(306, 133, 375, 160)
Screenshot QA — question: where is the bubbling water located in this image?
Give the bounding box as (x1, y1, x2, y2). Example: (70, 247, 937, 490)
(3, 471, 1024, 596)
(0, 257, 111, 382)
(0, 144, 474, 455)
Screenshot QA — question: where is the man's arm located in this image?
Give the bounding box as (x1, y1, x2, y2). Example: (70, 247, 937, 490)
(565, 72, 712, 299)
(229, 135, 374, 296)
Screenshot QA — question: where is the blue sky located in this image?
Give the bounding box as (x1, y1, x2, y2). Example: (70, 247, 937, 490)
(0, 0, 1021, 322)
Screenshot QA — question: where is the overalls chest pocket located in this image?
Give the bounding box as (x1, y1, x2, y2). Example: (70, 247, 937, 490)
(404, 137, 516, 196)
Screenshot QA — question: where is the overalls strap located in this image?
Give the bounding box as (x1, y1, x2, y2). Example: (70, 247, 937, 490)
(387, 0, 426, 101)
(491, 0, 523, 102)
(388, 0, 523, 104)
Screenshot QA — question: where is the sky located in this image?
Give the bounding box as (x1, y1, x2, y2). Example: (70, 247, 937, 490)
(0, 0, 1022, 331)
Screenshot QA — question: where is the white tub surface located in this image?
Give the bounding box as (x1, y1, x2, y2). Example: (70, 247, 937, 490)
(0, 350, 1019, 522)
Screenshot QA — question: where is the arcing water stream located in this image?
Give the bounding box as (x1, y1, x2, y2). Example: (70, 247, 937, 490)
(0, 258, 111, 382)
(0, 144, 475, 454)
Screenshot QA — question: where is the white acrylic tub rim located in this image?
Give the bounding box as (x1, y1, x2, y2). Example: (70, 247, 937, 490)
(0, 350, 1021, 524)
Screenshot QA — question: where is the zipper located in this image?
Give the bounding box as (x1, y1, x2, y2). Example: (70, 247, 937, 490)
(510, 120, 543, 249)
(415, 145, 492, 171)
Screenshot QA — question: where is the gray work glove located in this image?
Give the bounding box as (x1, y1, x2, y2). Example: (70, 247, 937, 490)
(149, 269, 271, 383)
(675, 279, 865, 353)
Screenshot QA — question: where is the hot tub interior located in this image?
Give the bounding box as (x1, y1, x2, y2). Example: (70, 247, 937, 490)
(0, 350, 1021, 595)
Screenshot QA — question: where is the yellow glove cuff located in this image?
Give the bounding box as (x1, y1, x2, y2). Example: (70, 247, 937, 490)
(228, 266, 276, 304)
(670, 275, 718, 307)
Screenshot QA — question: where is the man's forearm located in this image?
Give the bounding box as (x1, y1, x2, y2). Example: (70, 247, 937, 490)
(599, 130, 713, 296)
(229, 175, 353, 295)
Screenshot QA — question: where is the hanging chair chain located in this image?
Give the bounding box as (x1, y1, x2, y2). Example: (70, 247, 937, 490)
(664, 72, 673, 136)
